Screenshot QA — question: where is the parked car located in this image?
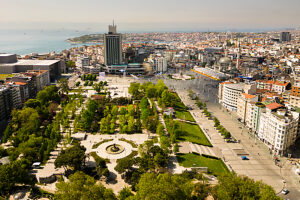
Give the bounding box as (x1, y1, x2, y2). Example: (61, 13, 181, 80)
(281, 189, 289, 195)
(241, 156, 249, 160)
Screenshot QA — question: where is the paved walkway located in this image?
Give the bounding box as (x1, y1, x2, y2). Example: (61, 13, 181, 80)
(101, 161, 128, 194)
(95, 139, 135, 160)
(178, 142, 216, 157)
(176, 89, 288, 193)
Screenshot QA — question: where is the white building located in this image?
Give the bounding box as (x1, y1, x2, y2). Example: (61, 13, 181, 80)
(219, 82, 256, 112)
(258, 103, 299, 155)
(76, 56, 90, 68)
(237, 93, 258, 123)
(154, 57, 167, 73)
(82, 65, 101, 74)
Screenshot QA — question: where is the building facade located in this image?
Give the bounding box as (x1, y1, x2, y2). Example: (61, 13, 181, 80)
(154, 57, 167, 73)
(219, 83, 256, 112)
(0, 54, 62, 82)
(237, 93, 258, 123)
(258, 103, 299, 155)
(104, 24, 122, 66)
(280, 32, 292, 42)
(289, 85, 300, 108)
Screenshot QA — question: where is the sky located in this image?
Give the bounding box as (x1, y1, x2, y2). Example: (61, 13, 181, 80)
(1, 0, 300, 32)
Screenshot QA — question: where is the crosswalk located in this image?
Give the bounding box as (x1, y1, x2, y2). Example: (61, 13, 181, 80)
(189, 143, 216, 157)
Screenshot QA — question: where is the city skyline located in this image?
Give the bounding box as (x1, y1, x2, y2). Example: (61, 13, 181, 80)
(1, 0, 300, 32)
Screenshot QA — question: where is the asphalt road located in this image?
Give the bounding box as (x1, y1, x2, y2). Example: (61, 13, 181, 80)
(158, 71, 300, 199)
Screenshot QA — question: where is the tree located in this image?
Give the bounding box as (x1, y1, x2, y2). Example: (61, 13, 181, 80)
(118, 187, 133, 200)
(127, 105, 135, 116)
(55, 144, 86, 171)
(9, 107, 40, 146)
(173, 143, 179, 153)
(115, 157, 134, 174)
(156, 123, 164, 136)
(95, 156, 109, 179)
(37, 85, 60, 105)
(146, 84, 157, 98)
(132, 173, 193, 200)
(24, 99, 41, 109)
(160, 136, 171, 151)
(213, 117, 220, 126)
(192, 182, 210, 200)
(127, 116, 135, 134)
(223, 131, 231, 139)
(111, 105, 119, 116)
(136, 118, 142, 133)
(155, 79, 167, 97)
(0, 159, 32, 196)
(66, 60, 76, 69)
(93, 83, 104, 94)
(211, 173, 280, 200)
(128, 82, 141, 99)
(55, 171, 116, 200)
(58, 78, 69, 95)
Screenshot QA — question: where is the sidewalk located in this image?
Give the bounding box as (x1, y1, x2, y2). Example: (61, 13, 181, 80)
(175, 89, 287, 193)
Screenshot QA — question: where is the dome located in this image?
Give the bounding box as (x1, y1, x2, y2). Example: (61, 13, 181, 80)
(219, 57, 231, 64)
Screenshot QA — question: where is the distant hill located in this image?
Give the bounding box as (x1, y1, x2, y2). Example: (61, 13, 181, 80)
(66, 34, 104, 43)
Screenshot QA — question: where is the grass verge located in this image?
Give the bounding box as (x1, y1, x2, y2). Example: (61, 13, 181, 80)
(92, 139, 113, 149)
(176, 121, 212, 146)
(175, 109, 196, 122)
(176, 153, 229, 177)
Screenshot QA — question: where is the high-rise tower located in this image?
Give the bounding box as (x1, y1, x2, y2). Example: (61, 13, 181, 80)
(104, 21, 122, 65)
(280, 32, 291, 42)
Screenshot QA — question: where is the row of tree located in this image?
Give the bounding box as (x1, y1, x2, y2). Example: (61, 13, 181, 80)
(53, 170, 280, 200)
(214, 117, 231, 139)
(114, 140, 169, 190)
(81, 74, 97, 81)
(0, 85, 76, 197)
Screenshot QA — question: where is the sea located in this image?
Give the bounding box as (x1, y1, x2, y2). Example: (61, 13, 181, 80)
(0, 29, 100, 55)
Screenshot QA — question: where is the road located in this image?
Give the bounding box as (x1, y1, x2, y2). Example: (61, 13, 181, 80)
(158, 71, 300, 199)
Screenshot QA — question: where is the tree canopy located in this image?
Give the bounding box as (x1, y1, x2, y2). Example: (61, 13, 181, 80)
(55, 171, 116, 200)
(211, 173, 280, 200)
(58, 78, 70, 95)
(55, 143, 86, 171)
(129, 173, 194, 200)
(0, 159, 32, 197)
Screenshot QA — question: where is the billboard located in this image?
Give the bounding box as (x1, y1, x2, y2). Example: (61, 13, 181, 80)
(99, 72, 105, 81)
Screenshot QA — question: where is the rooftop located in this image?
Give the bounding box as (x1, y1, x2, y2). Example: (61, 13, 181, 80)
(224, 83, 245, 90)
(241, 93, 256, 99)
(0, 59, 60, 66)
(266, 103, 283, 110)
(0, 53, 15, 57)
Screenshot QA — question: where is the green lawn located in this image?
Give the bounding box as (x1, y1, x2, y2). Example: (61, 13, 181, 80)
(164, 119, 212, 146)
(177, 121, 212, 146)
(175, 110, 196, 122)
(0, 74, 15, 80)
(176, 153, 229, 177)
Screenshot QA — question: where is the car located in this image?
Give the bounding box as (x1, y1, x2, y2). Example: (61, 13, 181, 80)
(241, 156, 249, 160)
(281, 189, 289, 195)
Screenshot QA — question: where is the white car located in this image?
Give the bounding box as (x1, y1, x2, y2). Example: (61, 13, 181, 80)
(281, 189, 289, 195)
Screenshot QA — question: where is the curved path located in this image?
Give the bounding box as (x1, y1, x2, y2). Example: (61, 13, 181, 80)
(95, 139, 134, 159)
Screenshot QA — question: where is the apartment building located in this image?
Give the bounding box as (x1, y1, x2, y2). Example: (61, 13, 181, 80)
(237, 93, 258, 123)
(289, 85, 300, 108)
(219, 82, 256, 112)
(258, 103, 299, 155)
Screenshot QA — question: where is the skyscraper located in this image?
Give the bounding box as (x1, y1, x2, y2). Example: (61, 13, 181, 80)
(280, 32, 292, 42)
(104, 22, 122, 65)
